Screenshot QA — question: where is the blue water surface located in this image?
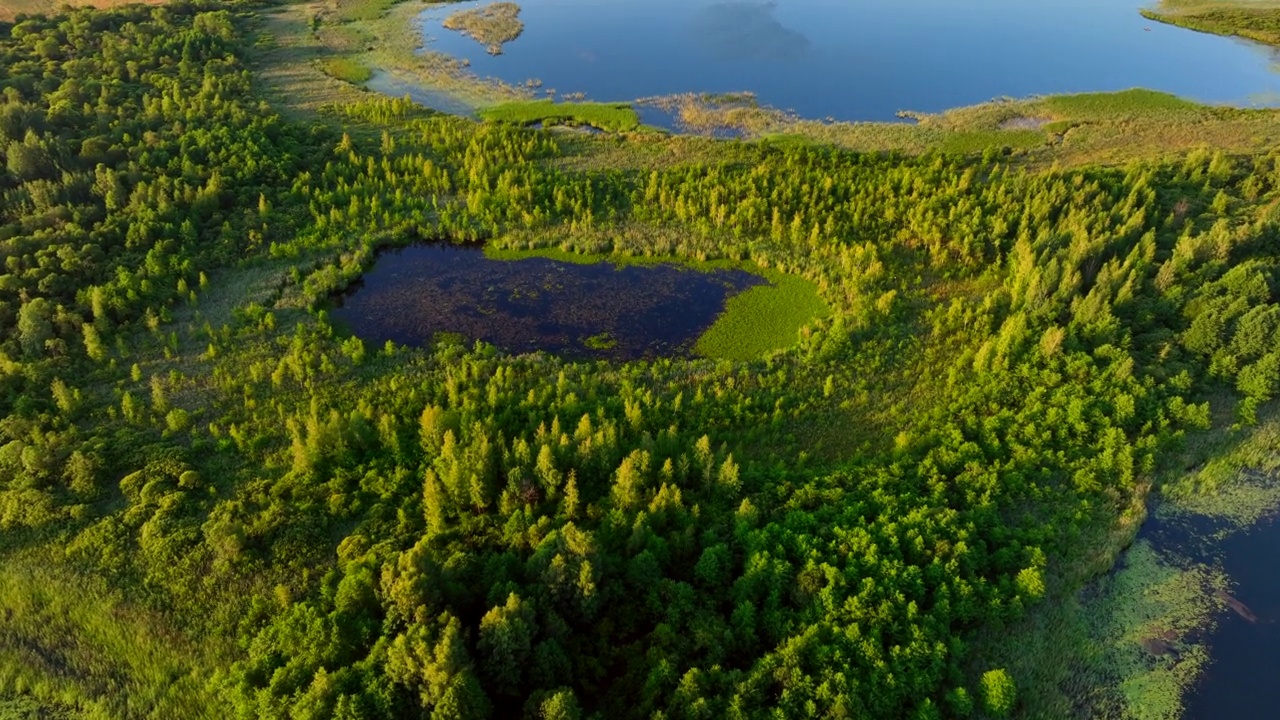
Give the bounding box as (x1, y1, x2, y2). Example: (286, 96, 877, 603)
(417, 0, 1280, 121)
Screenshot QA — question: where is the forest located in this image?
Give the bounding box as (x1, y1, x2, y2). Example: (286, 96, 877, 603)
(1, 2, 1280, 719)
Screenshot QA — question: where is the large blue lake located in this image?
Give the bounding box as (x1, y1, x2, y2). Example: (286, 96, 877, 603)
(416, 0, 1280, 121)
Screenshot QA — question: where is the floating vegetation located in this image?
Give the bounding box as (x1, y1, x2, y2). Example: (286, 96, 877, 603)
(1081, 540, 1230, 720)
(442, 2, 524, 55)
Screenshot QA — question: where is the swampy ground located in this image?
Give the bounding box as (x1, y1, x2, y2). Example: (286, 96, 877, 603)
(3, 2, 1280, 720)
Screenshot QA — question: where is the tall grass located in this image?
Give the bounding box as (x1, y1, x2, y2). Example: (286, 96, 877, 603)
(330, 0, 400, 23)
(0, 561, 217, 720)
(480, 99, 641, 132)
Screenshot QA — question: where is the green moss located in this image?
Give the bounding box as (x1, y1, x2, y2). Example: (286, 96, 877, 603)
(479, 99, 641, 132)
(695, 271, 830, 361)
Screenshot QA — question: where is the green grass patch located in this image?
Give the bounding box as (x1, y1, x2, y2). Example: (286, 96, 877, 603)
(0, 560, 217, 720)
(695, 271, 830, 361)
(1143, 2, 1280, 47)
(938, 128, 1046, 154)
(1041, 88, 1205, 117)
(480, 99, 641, 132)
(318, 56, 372, 84)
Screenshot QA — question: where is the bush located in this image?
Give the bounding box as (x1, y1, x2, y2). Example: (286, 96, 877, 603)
(979, 669, 1017, 717)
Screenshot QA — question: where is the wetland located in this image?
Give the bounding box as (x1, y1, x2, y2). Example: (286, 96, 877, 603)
(330, 244, 768, 360)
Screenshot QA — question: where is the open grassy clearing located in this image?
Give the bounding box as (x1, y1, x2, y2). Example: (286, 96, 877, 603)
(695, 271, 831, 361)
(249, 0, 373, 114)
(480, 98, 642, 132)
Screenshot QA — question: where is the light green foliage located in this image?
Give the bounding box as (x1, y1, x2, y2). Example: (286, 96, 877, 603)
(980, 669, 1017, 717)
(480, 99, 641, 132)
(695, 270, 830, 360)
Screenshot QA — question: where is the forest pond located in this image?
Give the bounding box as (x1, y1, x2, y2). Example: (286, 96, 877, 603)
(331, 244, 764, 360)
(416, 0, 1280, 123)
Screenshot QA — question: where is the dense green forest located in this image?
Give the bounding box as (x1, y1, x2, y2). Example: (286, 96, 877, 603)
(1, 2, 1280, 719)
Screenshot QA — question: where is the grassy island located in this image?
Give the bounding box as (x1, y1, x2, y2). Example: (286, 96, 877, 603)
(442, 1, 524, 55)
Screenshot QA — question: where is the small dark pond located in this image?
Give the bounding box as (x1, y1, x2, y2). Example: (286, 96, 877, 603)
(331, 244, 764, 360)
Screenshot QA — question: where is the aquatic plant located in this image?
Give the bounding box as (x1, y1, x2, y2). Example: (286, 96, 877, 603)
(442, 1, 524, 55)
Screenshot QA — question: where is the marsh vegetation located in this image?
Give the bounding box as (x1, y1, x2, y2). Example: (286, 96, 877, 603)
(442, 1, 523, 55)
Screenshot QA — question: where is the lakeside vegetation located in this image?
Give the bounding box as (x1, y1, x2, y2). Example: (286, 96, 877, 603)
(695, 271, 831, 361)
(2, 2, 1280, 720)
(480, 99, 643, 132)
(1143, 0, 1280, 47)
(443, 1, 524, 55)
